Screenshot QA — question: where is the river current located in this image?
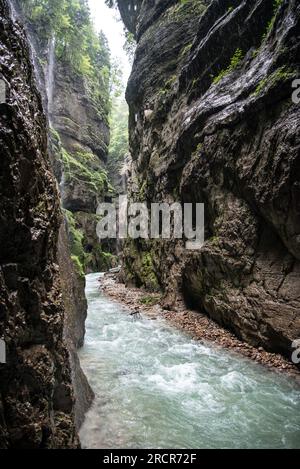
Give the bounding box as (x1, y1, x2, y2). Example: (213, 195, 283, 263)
(79, 273, 300, 449)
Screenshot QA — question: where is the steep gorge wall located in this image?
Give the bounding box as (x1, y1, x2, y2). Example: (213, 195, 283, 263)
(14, 0, 117, 275)
(51, 60, 116, 273)
(119, 0, 300, 360)
(0, 0, 78, 447)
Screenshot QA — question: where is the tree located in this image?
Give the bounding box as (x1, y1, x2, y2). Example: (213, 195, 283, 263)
(19, 0, 113, 113)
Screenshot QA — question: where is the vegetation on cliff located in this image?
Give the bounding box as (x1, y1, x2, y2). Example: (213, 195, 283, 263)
(107, 97, 129, 191)
(21, 0, 111, 112)
(116, 0, 300, 360)
(17, 0, 122, 274)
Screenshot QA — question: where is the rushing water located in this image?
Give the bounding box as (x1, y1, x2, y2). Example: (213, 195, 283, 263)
(79, 273, 300, 449)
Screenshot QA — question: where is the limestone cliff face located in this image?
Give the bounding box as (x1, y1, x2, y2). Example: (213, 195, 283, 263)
(14, 0, 116, 274)
(50, 44, 116, 274)
(0, 0, 78, 448)
(51, 61, 111, 214)
(119, 0, 300, 360)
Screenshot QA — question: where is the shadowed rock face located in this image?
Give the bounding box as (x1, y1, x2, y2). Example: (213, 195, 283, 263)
(53, 62, 110, 163)
(58, 221, 94, 430)
(119, 0, 300, 359)
(51, 60, 111, 218)
(0, 0, 78, 448)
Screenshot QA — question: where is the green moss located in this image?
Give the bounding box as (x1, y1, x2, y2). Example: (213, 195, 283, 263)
(71, 255, 85, 278)
(84, 242, 118, 272)
(191, 141, 204, 159)
(251, 0, 284, 62)
(213, 48, 244, 85)
(64, 209, 86, 267)
(61, 148, 108, 195)
(49, 126, 60, 142)
(169, 0, 206, 21)
(98, 250, 118, 270)
(254, 67, 295, 95)
(65, 209, 118, 274)
(196, 143, 203, 153)
(138, 181, 148, 200)
(158, 75, 177, 99)
(140, 253, 160, 291)
(165, 75, 177, 89)
(180, 43, 193, 59)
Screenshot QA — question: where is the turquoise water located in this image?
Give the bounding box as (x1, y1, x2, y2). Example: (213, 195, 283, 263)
(79, 273, 300, 449)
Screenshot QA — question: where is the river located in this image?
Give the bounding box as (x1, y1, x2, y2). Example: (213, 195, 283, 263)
(79, 273, 300, 449)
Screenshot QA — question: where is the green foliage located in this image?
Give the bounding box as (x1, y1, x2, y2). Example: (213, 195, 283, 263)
(84, 246, 117, 272)
(158, 74, 177, 99)
(65, 210, 117, 274)
(209, 236, 220, 246)
(110, 59, 125, 98)
(254, 67, 295, 95)
(107, 97, 129, 186)
(61, 148, 109, 195)
(65, 209, 86, 274)
(124, 31, 136, 63)
(170, 0, 206, 20)
(20, 0, 112, 112)
(71, 255, 85, 278)
(180, 43, 193, 59)
(140, 253, 159, 291)
(213, 48, 244, 85)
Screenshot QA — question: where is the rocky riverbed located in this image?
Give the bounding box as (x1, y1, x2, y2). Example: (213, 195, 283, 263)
(101, 274, 300, 382)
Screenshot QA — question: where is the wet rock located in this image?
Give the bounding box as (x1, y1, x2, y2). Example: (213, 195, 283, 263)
(14, 0, 115, 274)
(118, 0, 300, 362)
(0, 0, 78, 448)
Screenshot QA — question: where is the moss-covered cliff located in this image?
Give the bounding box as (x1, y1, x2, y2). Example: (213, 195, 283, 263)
(118, 0, 300, 360)
(15, 0, 117, 274)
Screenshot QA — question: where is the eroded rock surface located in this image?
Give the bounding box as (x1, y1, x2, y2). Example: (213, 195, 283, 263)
(14, 0, 116, 274)
(119, 0, 300, 359)
(0, 0, 78, 448)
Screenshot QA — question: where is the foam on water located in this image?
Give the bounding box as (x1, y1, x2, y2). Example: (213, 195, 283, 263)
(79, 273, 300, 449)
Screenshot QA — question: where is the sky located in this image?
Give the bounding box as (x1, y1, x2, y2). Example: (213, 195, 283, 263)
(88, 0, 131, 86)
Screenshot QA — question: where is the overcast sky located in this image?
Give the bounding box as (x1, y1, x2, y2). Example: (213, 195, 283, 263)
(88, 0, 131, 86)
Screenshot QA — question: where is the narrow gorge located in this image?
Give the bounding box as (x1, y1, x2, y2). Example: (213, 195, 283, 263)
(0, 0, 300, 451)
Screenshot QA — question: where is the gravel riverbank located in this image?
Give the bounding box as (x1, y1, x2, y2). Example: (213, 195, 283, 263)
(100, 274, 300, 383)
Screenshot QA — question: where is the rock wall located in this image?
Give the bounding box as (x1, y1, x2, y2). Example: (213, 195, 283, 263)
(50, 36, 116, 274)
(119, 0, 300, 360)
(14, 0, 117, 274)
(58, 221, 94, 430)
(0, 0, 78, 448)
